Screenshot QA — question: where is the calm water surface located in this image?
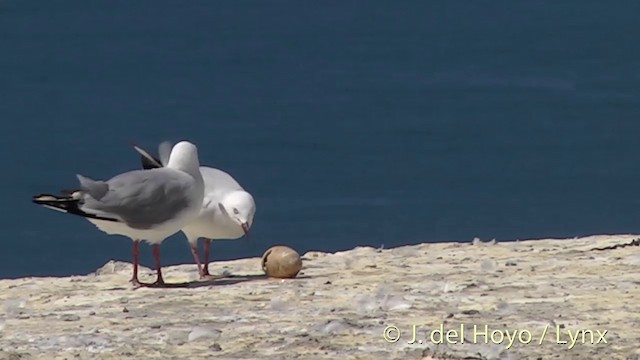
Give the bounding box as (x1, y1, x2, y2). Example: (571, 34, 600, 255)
(1, 1, 639, 278)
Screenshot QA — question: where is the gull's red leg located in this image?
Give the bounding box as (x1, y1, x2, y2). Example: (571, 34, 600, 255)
(130, 240, 142, 288)
(203, 239, 212, 276)
(190, 242, 206, 278)
(150, 244, 165, 287)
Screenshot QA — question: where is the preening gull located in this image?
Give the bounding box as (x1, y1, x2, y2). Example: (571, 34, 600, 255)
(32, 141, 205, 287)
(134, 142, 256, 278)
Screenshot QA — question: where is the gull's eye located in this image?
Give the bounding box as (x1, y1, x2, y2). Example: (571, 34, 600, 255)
(233, 208, 239, 215)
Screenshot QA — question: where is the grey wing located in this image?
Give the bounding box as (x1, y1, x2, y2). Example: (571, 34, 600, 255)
(200, 167, 244, 199)
(82, 169, 194, 229)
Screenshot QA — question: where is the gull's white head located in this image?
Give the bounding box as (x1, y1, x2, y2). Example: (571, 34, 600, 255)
(218, 190, 256, 237)
(166, 141, 200, 173)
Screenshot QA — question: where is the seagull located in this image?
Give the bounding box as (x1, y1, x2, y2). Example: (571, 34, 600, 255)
(32, 141, 205, 288)
(133, 142, 256, 278)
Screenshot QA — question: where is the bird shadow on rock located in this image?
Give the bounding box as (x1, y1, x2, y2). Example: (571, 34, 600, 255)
(184, 274, 268, 288)
(105, 273, 313, 290)
(190, 273, 313, 287)
(146, 273, 312, 289)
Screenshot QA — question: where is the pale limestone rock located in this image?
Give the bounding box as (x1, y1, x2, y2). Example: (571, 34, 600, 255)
(0, 234, 637, 359)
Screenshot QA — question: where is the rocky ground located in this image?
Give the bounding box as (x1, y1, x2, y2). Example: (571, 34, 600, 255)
(0, 234, 638, 360)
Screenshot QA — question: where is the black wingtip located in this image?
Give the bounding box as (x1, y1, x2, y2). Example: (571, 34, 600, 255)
(133, 145, 163, 170)
(32, 193, 120, 223)
(140, 155, 162, 170)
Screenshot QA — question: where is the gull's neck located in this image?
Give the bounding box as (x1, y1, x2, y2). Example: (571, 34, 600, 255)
(166, 143, 201, 177)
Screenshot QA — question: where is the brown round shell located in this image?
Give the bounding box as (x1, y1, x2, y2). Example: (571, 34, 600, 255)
(261, 246, 303, 278)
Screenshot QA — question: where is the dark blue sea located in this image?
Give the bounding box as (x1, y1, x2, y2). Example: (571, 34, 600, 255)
(1, 1, 639, 279)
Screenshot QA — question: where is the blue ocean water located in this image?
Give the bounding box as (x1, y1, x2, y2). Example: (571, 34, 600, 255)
(1, 1, 639, 279)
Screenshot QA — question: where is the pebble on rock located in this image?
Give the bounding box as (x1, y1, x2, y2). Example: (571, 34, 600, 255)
(188, 326, 222, 342)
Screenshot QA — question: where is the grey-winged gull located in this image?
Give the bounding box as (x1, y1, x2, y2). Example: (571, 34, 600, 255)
(32, 141, 205, 287)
